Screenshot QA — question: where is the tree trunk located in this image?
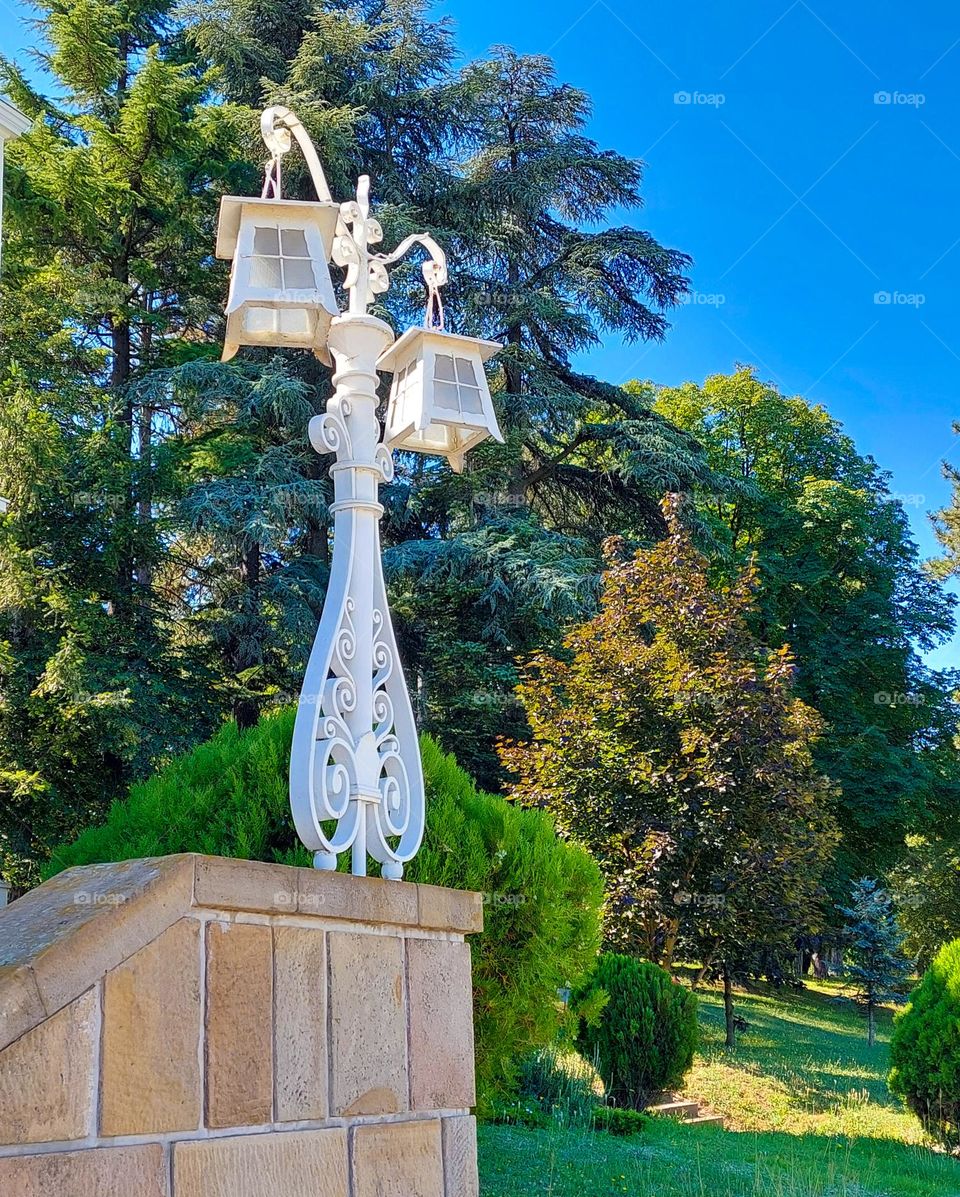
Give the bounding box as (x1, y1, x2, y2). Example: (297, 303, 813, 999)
(867, 1002, 876, 1048)
(660, 917, 680, 970)
(232, 542, 262, 730)
(723, 964, 736, 1048)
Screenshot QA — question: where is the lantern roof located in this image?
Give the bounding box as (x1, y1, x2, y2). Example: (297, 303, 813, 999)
(0, 100, 30, 140)
(215, 195, 340, 262)
(376, 325, 502, 376)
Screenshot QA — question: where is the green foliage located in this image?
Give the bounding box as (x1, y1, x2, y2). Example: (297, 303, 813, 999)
(0, 0, 713, 885)
(503, 496, 838, 971)
(591, 1106, 649, 1136)
(45, 707, 603, 1112)
(889, 939, 960, 1146)
(574, 953, 698, 1110)
(652, 368, 960, 889)
(841, 879, 913, 1046)
(892, 834, 960, 969)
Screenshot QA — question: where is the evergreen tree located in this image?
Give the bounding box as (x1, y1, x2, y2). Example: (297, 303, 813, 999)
(840, 878, 913, 1046)
(0, 0, 247, 883)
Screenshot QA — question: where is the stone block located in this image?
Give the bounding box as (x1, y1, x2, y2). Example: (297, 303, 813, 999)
(408, 939, 476, 1110)
(0, 856, 194, 1035)
(328, 931, 406, 1116)
(0, 1144, 165, 1197)
(274, 925, 327, 1121)
(101, 918, 201, 1136)
(173, 1129, 348, 1197)
(352, 1119, 444, 1197)
(298, 869, 418, 926)
(193, 855, 298, 915)
(0, 987, 97, 1144)
(0, 963, 45, 1054)
(442, 1115, 479, 1197)
(417, 885, 484, 934)
(205, 920, 273, 1128)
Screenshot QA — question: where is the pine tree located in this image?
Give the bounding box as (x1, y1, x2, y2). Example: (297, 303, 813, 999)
(0, 0, 247, 882)
(840, 878, 913, 1046)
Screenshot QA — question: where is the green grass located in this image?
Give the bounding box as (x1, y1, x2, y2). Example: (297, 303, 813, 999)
(478, 977, 960, 1197)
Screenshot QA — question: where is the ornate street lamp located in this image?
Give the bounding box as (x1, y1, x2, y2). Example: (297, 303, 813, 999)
(218, 107, 503, 879)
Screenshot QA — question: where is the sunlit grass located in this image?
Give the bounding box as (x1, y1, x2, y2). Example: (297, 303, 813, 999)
(479, 1121, 960, 1197)
(479, 976, 960, 1196)
(684, 976, 925, 1141)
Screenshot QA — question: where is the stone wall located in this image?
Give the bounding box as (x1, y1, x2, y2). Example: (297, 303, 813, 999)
(0, 854, 483, 1196)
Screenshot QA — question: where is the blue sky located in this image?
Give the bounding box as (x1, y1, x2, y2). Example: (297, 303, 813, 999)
(4, 1, 960, 664)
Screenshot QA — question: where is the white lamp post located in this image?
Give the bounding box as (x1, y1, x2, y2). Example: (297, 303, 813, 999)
(0, 99, 30, 272)
(218, 108, 503, 879)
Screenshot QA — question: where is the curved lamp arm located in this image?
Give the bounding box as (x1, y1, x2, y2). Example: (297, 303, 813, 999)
(260, 105, 334, 203)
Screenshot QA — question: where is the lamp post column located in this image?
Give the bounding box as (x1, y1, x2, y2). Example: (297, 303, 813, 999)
(325, 314, 392, 877)
(291, 308, 425, 879)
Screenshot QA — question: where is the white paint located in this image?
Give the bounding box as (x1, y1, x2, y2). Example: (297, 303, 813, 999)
(219, 108, 504, 880)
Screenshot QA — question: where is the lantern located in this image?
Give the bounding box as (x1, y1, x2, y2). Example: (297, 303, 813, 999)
(378, 328, 503, 473)
(216, 196, 340, 362)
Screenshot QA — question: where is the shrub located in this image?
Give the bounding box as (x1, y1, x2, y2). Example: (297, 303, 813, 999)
(575, 952, 698, 1109)
(889, 939, 960, 1145)
(592, 1106, 649, 1136)
(516, 1045, 604, 1128)
(45, 707, 604, 1114)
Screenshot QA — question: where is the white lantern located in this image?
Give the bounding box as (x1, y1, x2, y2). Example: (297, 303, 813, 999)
(377, 328, 504, 473)
(216, 196, 340, 362)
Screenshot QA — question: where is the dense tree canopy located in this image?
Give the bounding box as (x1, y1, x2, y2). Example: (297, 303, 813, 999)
(501, 497, 838, 969)
(651, 368, 960, 888)
(0, 0, 705, 879)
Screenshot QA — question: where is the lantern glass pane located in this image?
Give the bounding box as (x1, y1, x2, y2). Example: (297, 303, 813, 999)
(243, 306, 312, 339)
(283, 258, 317, 289)
(280, 228, 310, 257)
(435, 354, 457, 382)
(253, 226, 280, 255)
(434, 380, 460, 410)
(455, 357, 479, 386)
(250, 256, 283, 288)
(460, 387, 483, 414)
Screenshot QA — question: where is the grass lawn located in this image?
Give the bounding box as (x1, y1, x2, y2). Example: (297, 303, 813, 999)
(478, 977, 960, 1197)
